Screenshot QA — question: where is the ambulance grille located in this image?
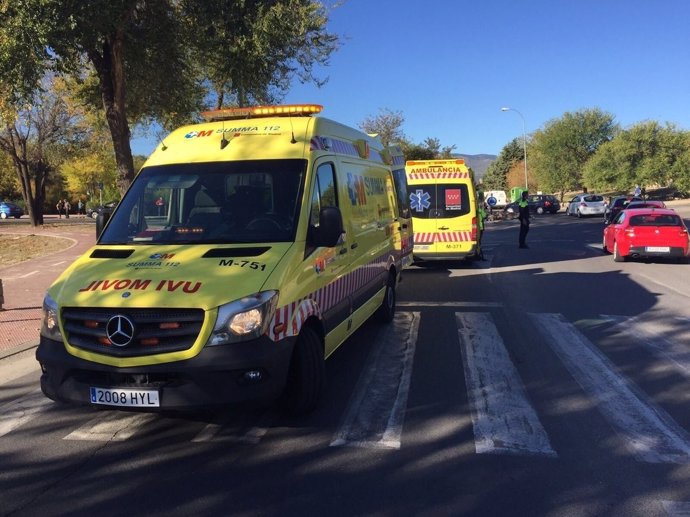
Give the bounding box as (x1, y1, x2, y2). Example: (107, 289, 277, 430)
(61, 307, 205, 357)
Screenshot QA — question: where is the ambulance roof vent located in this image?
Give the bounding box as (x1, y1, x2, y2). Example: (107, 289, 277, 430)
(202, 104, 323, 122)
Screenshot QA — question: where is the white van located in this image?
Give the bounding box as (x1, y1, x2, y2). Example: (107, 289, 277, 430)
(483, 190, 507, 209)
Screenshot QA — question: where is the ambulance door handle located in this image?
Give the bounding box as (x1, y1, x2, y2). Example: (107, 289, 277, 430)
(439, 226, 449, 230)
(350, 243, 358, 250)
(401, 223, 408, 229)
(339, 247, 348, 255)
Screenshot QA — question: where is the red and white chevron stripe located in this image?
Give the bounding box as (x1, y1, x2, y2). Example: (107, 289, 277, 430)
(414, 232, 473, 244)
(269, 254, 390, 341)
(407, 172, 469, 180)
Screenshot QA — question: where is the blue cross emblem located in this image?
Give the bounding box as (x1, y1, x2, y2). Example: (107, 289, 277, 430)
(410, 189, 431, 212)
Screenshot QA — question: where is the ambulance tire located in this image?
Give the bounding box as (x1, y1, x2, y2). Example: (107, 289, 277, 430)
(282, 325, 324, 415)
(376, 271, 396, 323)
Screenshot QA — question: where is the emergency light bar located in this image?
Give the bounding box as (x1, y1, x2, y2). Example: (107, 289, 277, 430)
(202, 104, 324, 121)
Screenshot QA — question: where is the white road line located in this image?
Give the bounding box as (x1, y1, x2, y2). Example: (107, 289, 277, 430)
(662, 501, 690, 516)
(64, 411, 156, 441)
(532, 313, 690, 464)
(457, 312, 556, 457)
(0, 390, 53, 438)
(602, 314, 690, 378)
(17, 271, 38, 278)
(50, 261, 67, 266)
(192, 410, 277, 444)
(331, 311, 419, 449)
(398, 301, 503, 308)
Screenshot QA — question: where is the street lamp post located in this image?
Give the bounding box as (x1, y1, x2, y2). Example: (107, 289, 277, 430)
(501, 107, 529, 190)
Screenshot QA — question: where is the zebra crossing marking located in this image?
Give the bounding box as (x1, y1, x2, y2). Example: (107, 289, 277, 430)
(532, 312, 690, 464)
(398, 301, 503, 308)
(456, 312, 557, 457)
(331, 311, 420, 449)
(0, 390, 53, 438)
(602, 314, 690, 378)
(662, 501, 690, 516)
(64, 411, 156, 441)
(192, 409, 277, 444)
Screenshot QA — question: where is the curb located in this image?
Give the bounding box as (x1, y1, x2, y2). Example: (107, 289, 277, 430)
(0, 340, 38, 360)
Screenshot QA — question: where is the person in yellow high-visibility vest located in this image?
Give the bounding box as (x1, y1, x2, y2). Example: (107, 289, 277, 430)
(518, 190, 530, 249)
(477, 197, 487, 260)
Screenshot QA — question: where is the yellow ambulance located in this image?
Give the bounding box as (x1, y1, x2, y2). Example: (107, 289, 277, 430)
(37, 104, 407, 414)
(405, 159, 480, 261)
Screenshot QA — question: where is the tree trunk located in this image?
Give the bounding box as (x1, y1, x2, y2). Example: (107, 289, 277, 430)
(88, 31, 135, 197)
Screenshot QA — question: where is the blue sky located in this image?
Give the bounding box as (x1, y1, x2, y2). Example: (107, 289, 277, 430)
(131, 0, 690, 158)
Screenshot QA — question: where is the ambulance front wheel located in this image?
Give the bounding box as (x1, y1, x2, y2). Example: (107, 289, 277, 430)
(376, 271, 397, 323)
(282, 325, 325, 415)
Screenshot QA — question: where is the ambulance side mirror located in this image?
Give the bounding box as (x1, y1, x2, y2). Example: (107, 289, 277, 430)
(316, 206, 344, 248)
(96, 211, 111, 238)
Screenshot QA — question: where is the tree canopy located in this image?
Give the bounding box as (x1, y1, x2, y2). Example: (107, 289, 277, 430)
(583, 121, 690, 194)
(359, 108, 456, 160)
(528, 108, 618, 199)
(0, 0, 339, 217)
(481, 138, 524, 191)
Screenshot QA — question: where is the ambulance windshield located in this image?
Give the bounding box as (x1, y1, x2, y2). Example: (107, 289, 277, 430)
(99, 159, 306, 245)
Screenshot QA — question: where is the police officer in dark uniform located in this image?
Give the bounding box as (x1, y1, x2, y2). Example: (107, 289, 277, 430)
(518, 190, 530, 249)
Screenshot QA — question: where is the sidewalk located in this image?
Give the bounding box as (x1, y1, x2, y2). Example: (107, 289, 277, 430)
(0, 220, 95, 357)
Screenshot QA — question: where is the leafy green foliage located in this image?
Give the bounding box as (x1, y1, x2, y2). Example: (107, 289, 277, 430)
(1, 0, 339, 203)
(482, 138, 523, 191)
(583, 121, 690, 194)
(529, 108, 618, 198)
(186, 0, 339, 109)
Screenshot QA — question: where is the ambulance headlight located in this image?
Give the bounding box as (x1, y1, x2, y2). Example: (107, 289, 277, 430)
(207, 290, 278, 345)
(40, 293, 63, 341)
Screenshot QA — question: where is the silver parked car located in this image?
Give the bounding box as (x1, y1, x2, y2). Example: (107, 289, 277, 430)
(565, 194, 606, 217)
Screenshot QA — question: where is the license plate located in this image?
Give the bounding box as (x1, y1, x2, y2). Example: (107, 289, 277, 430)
(646, 246, 670, 253)
(415, 245, 431, 250)
(90, 387, 160, 408)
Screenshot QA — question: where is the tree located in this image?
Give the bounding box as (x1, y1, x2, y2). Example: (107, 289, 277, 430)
(188, 0, 339, 109)
(360, 108, 457, 160)
(482, 138, 523, 191)
(0, 0, 339, 200)
(583, 121, 690, 193)
(0, 76, 86, 225)
(0, 152, 21, 200)
(529, 108, 618, 199)
(359, 108, 406, 147)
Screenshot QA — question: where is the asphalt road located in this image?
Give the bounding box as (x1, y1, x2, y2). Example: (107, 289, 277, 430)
(2, 209, 690, 516)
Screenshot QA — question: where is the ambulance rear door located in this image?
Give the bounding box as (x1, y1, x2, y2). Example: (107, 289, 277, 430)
(407, 160, 475, 259)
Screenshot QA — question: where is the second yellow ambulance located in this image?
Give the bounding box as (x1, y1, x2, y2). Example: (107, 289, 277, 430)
(405, 159, 480, 261)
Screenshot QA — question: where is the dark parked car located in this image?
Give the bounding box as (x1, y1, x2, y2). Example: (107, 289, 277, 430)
(0, 201, 24, 219)
(87, 200, 119, 219)
(624, 200, 666, 210)
(504, 194, 560, 216)
(603, 196, 641, 224)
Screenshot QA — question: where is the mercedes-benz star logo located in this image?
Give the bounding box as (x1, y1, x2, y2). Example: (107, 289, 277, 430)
(105, 315, 135, 347)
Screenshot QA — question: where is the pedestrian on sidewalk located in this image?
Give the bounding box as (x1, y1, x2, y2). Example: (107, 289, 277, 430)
(56, 199, 64, 219)
(64, 199, 71, 219)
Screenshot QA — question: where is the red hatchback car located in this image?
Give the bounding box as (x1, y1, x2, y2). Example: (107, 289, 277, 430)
(603, 208, 689, 262)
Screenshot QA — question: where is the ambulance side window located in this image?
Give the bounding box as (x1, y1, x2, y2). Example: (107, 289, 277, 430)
(306, 163, 338, 255)
(392, 168, 410, 218)
(309, 163, 338, 224)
